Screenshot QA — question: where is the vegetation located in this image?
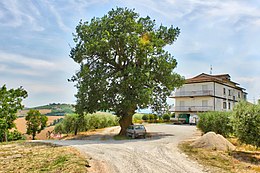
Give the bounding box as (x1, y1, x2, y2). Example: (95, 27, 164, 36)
(32, 103, 75, 115)
(179, 140, 260, 173)
(0, 141, 88, 173)
(162, 113, 170, 121)
(6, 130, 25, 141)
(197, 102, 260, 148)
(197, 111, 233, 137)
(70, 7, 184, 135)
(25, 110, 48, 140)
(54, 112, 118, 134)
(232, 101, 260, 148)
(0, 85, 27, 142)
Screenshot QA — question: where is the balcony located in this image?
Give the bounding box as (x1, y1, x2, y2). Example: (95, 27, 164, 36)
(171, 90, 214, 98)
(171, 106, 213, 112)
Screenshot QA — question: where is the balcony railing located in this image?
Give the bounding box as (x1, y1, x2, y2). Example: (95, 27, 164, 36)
(171, 106, 213, 112)
(171, 90, 214, 97)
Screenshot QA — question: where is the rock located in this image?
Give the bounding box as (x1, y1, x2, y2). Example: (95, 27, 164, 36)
(190, 132, 235, 151)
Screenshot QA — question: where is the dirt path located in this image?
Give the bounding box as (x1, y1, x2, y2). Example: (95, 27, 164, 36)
(41, 124, 205, 173)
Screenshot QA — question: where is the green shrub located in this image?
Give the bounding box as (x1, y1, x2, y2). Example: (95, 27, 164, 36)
(197, 111, 233, 137)
(162, 114, 170, 121)
(133, 113, 144, 123)
(54, 123, 64, 134)
(54, 112, 119, 134)
(7, 130, 25, 141)
(142, 114, 148, 121)
(148, 114, 154, 121)
(232, 101, 260, 148)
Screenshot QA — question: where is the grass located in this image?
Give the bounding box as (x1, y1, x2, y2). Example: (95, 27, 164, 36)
(0, 141, 88, 173)
(179, 140, 260, 173)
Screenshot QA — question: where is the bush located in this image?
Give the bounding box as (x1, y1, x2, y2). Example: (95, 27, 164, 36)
(54, 112, 119, 134)
(7, 130, 25, 141)
(133, 113, 144, 123)
(197, 111, 233, 137)
(54, 123, 64, 134)
(232, 101, 260, 148)
(162, 114, 170, 121)
(142, 114, 148, 121)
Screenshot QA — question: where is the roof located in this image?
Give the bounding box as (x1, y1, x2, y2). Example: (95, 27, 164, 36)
(185, 73, 245, 91)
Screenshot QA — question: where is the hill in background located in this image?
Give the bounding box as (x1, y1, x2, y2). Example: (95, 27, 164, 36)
(18, 103, 75, 117)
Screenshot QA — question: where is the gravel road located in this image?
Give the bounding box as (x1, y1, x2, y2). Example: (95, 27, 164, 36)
(42, 124, 205, 173)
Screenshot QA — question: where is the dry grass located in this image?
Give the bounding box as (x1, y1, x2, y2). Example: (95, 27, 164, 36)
(0, 141, 88, 173)
(14, 116, 64, 140)
(179, 140, 260, 173)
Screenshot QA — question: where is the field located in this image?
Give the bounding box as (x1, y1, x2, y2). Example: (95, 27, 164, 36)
(17, 109, 52, 117)
(14, 116, 63, 140)
(0, 141, 88, 173)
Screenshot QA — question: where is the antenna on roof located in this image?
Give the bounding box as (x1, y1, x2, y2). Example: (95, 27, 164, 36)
(210, 65, 213, 74)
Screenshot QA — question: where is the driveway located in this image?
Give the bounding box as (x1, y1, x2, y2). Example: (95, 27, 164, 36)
(42, 124, 205, 173)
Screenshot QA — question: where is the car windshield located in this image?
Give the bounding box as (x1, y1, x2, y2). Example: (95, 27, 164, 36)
(135, 125, 145, 130)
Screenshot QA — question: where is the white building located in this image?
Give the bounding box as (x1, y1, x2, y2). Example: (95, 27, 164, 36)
(170, 73, 247, 123)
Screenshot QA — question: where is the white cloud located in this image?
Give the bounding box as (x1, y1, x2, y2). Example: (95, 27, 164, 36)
(0, 52, 55, 70)
(0, 0, 44, 31)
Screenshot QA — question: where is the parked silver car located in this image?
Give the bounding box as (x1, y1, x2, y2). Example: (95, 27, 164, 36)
(126, 125, 147, 139)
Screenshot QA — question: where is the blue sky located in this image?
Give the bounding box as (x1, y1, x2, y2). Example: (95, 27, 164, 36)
(1, 0, 260, 107)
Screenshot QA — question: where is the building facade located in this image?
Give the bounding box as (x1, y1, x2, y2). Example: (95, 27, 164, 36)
(170, 73, 247, 121)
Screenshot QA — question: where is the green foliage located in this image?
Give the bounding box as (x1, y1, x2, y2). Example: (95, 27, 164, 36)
(197, 111, 233, 137)
(232, 101, 260, 148)
(7, 130, 25, 141)
(55, 112, 119, 134)
(0, 85, 27, 142)
(25, 110, 48, 140)
(70, 7, 184, 134)
(142, 114, 148, 121)
(33, 103, 75, 115)
(162, 113, 170, 121)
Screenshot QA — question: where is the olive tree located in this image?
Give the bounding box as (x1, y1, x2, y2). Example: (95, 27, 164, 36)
(70, 7, 184, 135)
(232, 101, 260, 148)
(0, 85, 27, 142)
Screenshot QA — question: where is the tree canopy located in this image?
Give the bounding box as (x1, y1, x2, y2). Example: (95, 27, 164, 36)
(25, 109, 48, 140)
(70, 7, 184, 135)
(0, 85, 27, 142)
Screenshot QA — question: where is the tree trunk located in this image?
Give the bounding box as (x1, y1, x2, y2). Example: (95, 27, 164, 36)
(74, 124, 78, 136)
(4, 131, 8, 142)
(32, 132, 36, 140)
(119, 114, 134, 136)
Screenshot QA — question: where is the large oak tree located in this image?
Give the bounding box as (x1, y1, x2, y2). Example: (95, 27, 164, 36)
(70, 7, 184, 135)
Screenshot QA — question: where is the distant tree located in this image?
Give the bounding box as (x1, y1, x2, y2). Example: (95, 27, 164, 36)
(0, 85, 27, 142)
(162, 113, 170, 121)
(70, 7, 184, 135)
(25, 110, 48, 140)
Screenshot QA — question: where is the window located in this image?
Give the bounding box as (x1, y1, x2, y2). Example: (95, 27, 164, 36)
(228, 89, 231, 96)
(223, 88, 226, 95)
(233, 96, 235, 101)
(223, 102, 227, 109)
(228, 102, 231, 109)
(238, 92, 241, 98)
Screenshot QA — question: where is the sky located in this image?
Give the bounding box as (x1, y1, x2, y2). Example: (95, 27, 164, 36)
(0, 0, 260, 107)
